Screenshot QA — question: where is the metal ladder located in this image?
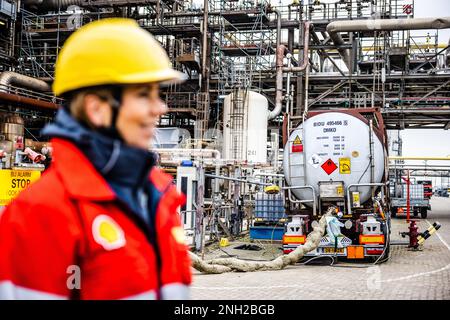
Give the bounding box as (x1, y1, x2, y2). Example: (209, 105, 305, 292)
(230, 88, 246, 160)
(194, 92, 210, 146)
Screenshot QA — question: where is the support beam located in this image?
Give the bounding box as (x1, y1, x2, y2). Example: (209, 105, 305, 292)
(445, 122, 450, 130)
(411, 80, 450, 106)
(308, 80, 348, 107)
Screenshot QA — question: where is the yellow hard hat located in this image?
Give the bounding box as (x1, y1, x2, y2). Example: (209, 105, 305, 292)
(53, 18, 185, 96)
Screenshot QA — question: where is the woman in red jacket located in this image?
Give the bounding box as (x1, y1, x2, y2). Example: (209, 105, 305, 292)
(0, 18, 192, 300)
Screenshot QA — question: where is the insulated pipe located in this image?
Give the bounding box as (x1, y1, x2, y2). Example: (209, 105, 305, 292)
(273, 9, 281, 49)
(326, 17, 450, 69)
(282, 22, 312, 73)
(266, 9, 282, 120)
(268, 44, 288, 120)
(24, 0, 84, 11)
(268, 22, 312, 120)
(0, 72, 51, 93)
(201, 0, 208, 80)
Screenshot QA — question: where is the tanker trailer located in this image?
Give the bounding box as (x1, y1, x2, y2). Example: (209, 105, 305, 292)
(282, 108, 390, 261)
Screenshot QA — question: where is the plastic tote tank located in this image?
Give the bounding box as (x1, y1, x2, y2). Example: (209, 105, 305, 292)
(222, 90, 268, 163)
(283, 110, 386, 206)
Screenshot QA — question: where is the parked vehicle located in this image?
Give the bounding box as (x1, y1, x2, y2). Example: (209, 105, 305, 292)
(435, 187, 449, 197)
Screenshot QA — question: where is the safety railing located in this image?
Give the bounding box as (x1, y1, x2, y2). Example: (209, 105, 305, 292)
(286, 185, 317, 216)
(274, 0, 413, 22)
(0, 84, 63, 105)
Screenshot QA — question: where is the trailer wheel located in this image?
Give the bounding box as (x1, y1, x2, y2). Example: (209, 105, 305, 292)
(420, 208, 428, 219)
(413, 209, 419, 217)
(391, 209, 397, 218)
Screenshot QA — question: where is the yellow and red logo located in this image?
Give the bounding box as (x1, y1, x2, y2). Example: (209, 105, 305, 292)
(92, 215, 126, 251)
(171, 226, 186, 245)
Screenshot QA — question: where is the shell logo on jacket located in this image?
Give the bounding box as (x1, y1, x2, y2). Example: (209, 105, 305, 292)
(0, 138, 191, 300)
(92, 215, 126, 251)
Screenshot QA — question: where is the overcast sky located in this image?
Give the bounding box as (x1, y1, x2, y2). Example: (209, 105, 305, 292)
(391, 0, 450, 187)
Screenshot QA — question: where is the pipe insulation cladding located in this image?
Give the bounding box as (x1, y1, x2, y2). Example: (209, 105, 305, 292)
(24, 0, 84, 11)
(0, 72, 51, 93)
(326, 17, 450, 68)
(283, 111, 386, 206)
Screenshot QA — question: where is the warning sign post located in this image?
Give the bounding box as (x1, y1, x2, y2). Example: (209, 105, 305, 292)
(0, 170, 41, 206)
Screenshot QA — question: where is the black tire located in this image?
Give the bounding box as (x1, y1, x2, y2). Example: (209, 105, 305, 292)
(391, 209, 397, 218)
(413, 210, 419, 217)
(421, 208, 428, 219)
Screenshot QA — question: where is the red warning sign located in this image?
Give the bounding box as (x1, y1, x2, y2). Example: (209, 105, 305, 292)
(321, 159, 337, 175)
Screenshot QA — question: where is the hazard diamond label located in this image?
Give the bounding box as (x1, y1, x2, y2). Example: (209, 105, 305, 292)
(321, 159, 337, 175)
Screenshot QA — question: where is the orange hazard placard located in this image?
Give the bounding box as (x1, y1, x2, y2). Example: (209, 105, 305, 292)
(321, 159, 337, 175)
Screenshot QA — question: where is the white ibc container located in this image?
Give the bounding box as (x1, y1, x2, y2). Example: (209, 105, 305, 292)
(283, 111, 386, 206)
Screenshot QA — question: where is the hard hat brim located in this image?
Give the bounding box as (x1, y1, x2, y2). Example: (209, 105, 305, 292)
(53, 68, 187, 95)
(106, 68, 187, 86)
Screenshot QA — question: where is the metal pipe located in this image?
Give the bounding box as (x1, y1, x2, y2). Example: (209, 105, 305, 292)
(0, 72, 51, 93)
(0, 91, 58, 110)
(267, 10, 283, 120)
(389, 156, 450, 161)
(24, 0, 83, 11)
(268, 22, 312, 120)
(201, 0, 208, 81)
(153, 148, 221, 159)
(282, 22, 312, 73)
(390, 164, 450, 168)
(268, 44, 288, 120)
(254, 173, 284, 177)
(273, 9, 281, 49)
(326, 17, 450, 69)
(204, 174, 271, 187)
(285, 185, 317, 216)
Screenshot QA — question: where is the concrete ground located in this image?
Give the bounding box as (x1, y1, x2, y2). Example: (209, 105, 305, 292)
(191, 197, 450, 300)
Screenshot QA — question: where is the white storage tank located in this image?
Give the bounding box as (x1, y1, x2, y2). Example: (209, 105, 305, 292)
(223, 89, 268, 163)
(283, 110, 386, 206)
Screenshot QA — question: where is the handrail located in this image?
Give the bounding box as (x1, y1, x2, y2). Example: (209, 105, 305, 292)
(285, 185, 317, 216)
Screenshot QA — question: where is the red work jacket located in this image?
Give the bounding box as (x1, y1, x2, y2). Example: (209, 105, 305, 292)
(0, 138, 191, 299)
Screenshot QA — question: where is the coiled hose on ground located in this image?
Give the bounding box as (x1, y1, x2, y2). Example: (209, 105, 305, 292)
(189, 207, 335, 274)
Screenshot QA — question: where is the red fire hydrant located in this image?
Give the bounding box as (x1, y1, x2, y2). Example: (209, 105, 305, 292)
(408, 220, 419, 249)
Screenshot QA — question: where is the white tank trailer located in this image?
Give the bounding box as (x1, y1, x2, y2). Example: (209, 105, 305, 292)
(282, 109, 391, 261)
